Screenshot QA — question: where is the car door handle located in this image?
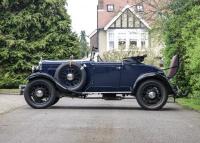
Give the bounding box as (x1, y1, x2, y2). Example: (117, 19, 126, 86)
(116, 67, 122, 70)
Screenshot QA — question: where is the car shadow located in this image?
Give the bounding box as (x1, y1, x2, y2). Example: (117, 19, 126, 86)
(48, 105, 180, 111)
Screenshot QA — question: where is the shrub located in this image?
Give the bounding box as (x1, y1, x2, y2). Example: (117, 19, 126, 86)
(0, 0, 80, 88)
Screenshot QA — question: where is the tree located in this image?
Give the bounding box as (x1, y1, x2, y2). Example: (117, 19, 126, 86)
(0, 0, 81, 88)
(163, 0, 200, 94)
(181, 6, 200, 98)
(79, 30, 89, 58)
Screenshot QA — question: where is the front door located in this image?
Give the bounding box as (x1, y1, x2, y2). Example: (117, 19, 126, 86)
(91, 62, 122, 92)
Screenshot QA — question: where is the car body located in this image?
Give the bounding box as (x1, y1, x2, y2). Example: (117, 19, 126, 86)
(24, 55, 179, 110)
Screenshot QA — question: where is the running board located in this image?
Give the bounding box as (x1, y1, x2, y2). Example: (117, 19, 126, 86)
(85, 97, 136, 100)
(82, 91, 132, 94)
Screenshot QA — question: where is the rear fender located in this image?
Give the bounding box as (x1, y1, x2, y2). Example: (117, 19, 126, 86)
(27, 73, 82, 95)
(132, 72, 175, 96)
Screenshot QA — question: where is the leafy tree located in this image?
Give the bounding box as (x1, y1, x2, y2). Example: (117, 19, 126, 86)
(79, 30, 89, 58)
(181, 6, 200, 98)
(163, 0, 200, 94)
(0, 0, 80, 88)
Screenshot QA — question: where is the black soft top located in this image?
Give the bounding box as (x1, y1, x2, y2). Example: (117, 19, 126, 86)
(123, 55, 147, 64)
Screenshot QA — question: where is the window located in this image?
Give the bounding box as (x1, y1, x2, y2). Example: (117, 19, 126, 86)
(118, 33, 126, 49)
(118, 33, 126, 41)
(118, 41, 126, 49)
(109, 41, 114, 49)
(119, 41, 126, 45)
(108, 32, 114, 49)
(107, 4, 114, 12)
(129, 32, 138, 40)
(109, 32, 114, 41)
(137, 5, 144, 12)
(141, 33, 147, 40)
(141, 41, 146, 48)
(130, 40, 137, 48)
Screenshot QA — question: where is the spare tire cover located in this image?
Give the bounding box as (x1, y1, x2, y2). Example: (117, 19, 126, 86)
(54, 62, 86, 91)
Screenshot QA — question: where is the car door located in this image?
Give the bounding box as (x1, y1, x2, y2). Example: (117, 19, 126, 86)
(91, 62, 122, 92)
(119, 62, 144, 91)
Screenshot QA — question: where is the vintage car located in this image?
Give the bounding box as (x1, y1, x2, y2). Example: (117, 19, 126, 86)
(24, 52, 180, 110)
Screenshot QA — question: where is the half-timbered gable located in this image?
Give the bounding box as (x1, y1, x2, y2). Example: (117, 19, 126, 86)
(90, 0, 161, 57)
(102, 6, 150, 51)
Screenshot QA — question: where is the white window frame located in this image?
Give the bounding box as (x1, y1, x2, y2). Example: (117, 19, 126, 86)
(107, 29, 149, 51)
(137, 5, 144, 12)
(141, 41, 146, 48)
(107, 31, 115, 51)
(107, 4, 114, 12)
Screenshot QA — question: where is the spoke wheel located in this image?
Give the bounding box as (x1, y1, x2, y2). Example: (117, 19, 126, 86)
(24, 79, 56, 109)
(55, 63, 86, 91)
(30, 85, 50, 104)
(142, 85, 162, 106)
(59, 65, 82, 88)
(136, 80, 168, 110)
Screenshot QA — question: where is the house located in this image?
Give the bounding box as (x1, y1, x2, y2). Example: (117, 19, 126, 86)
(90, 0, 164, 57)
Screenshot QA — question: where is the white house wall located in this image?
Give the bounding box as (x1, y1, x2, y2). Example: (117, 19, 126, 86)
(98, 30, 107, 56)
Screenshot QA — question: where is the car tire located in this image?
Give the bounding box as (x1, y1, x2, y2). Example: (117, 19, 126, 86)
(52, 97, 60, 106)
(136, 80, 168, 110)
(24, 79, 56, 109)
(54, 62, 86, 91)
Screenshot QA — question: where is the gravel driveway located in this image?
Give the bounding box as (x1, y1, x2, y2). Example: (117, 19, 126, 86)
(0, 94, 26, 114)
(0, 95, 200, 143)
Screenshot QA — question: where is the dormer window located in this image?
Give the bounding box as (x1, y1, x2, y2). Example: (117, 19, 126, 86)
(107, 4, 114, 12)
(136, 5, 144, 12)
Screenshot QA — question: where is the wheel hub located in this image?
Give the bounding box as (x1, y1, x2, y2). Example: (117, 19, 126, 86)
(67, 73, 74, 81)
(35, 89, 44, 98)
(148, 91, 156, 99)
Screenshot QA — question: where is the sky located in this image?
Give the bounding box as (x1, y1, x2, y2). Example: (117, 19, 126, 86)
(67, 0, 98, 36)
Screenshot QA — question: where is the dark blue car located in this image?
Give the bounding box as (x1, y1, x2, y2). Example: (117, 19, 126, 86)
(24, 54, 179, 110)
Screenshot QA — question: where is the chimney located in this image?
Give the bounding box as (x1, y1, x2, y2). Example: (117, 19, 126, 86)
(98, 0, 104, 9)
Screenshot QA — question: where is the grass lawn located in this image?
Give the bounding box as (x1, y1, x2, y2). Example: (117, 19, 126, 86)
(177, 98, 200, 111)
(0, 89, 19, 95)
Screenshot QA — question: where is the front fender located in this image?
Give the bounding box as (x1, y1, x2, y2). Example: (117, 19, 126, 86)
(27, 72, 82, 95)
(132, 72, 175, 95)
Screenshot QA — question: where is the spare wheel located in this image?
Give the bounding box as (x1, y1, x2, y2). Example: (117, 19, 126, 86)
(54, 62, 86, 91)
